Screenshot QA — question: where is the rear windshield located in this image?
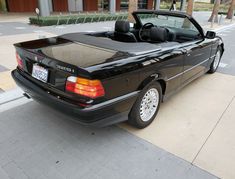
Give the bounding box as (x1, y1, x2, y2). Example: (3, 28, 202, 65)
(41, 43, 117, 68)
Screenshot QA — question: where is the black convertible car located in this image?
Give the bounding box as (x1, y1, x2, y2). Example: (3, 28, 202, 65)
(12, 10, 224, 128)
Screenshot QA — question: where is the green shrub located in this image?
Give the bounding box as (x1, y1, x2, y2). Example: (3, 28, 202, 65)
(29, 13, 128, 26)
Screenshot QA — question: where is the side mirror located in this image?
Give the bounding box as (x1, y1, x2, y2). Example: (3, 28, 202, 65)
(205, 31, 216, 39)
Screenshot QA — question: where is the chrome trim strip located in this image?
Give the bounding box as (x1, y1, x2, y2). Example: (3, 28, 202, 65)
(184, 58, 209, 73)
(166, 71, 184, 81)
(166, 56, 213, 81)
(84, 91, 140, 110)
(210, 55, 216, 58)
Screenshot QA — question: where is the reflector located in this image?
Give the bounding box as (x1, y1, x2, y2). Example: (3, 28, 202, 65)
(16, 52, 23, 69)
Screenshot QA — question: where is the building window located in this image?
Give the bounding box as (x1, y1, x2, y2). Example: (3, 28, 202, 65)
(138, 0, 147, 9)
(98, 0, 109, 11)
(120, 0, 148, 10)
(120, 0, 129, 10)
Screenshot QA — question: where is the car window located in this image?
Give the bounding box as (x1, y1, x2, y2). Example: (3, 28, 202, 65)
(137, 13, 200, 35)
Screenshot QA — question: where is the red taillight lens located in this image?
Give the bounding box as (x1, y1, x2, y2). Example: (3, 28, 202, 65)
(16, 52, 23, 69)
(65, 76, 105, 98)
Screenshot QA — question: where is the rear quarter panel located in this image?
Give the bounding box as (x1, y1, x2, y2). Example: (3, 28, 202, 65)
(86, 48, 185, 101)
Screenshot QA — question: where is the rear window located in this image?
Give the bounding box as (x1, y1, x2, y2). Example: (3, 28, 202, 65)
(41, 43, 117, 68)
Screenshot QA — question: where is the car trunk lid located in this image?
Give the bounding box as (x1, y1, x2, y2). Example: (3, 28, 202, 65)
(14, 39, 120, 103)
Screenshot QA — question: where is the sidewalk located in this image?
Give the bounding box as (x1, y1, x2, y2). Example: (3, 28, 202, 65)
(120, 72, 235, 179)
(0, 12, 33, 23)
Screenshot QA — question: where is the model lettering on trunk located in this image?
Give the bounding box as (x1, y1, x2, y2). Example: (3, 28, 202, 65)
(56, 64, 75, 73)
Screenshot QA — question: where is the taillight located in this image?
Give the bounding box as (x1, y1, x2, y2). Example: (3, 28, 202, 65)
(65, 76, 105, 98)
(16, 52, 23, 69)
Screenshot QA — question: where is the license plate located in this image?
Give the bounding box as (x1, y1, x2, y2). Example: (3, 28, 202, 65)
(32, 64, 48, 83)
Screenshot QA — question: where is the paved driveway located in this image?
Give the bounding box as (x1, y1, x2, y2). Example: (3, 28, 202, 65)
(0, 100, 218, 179)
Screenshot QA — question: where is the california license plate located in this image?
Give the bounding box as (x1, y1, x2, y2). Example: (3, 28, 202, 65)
(32, 64, 48, 83)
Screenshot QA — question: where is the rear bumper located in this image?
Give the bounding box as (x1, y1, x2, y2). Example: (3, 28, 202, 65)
(12, 69, 139, 127)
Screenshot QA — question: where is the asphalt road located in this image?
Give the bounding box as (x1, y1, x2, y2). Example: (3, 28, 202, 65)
(217, 26, 235, 76)
(0, 12, 235, 179)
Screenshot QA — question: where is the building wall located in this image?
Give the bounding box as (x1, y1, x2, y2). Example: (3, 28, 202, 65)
(5, 0, 153, 13)
(147, 0, 153, 9)
(116, 0, 120, 11)
(7, 0, 37, 12)
(52, 0, 68, 11)
(83, 0, 98, 11)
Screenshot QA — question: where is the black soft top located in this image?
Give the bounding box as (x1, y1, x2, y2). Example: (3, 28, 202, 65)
(60, 33, 179, 55)
(60, 33, 161, 55)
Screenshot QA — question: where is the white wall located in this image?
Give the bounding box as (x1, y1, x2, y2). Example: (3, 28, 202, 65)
(68, 0, 83, 12)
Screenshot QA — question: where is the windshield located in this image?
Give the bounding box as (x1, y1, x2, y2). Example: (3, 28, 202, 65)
(136, 13, 198, 32)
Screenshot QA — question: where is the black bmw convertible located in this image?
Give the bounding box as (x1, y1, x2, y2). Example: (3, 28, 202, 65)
(12, 10, 224, 128)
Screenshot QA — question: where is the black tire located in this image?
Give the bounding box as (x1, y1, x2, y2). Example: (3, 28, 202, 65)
(208, 46, 222, 74)
(128, 82, 162, 129)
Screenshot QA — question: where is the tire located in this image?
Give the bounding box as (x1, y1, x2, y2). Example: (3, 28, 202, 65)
(208, 47, 222, 74)
(128, 82, 162, 129)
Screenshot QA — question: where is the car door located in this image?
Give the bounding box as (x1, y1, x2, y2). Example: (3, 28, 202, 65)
(182, 40, 211, 84)
(179, 19, 212, 85)
(157, 47, 185, 97)
(138, 46, 185, 99)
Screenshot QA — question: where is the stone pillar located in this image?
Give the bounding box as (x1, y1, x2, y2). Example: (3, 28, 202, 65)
(68, 0, 83, 12)
(154, 0, 160, 10)
(110, 0, 116, 14)
(48, 0, 53, 12)
(38, 0, 50, 16)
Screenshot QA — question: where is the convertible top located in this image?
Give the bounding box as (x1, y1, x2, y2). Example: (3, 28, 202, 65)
(60, 33, 160, 55)
(60, 33, 179, 55)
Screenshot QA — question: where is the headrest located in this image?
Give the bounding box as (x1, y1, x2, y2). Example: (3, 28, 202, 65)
(150, 27, 168, 42)
(115, 20, 130, 33)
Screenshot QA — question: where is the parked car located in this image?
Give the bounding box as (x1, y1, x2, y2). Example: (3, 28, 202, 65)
(12, 10, 224, 128)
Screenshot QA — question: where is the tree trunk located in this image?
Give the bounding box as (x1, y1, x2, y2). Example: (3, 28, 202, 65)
(128, 0, 138, 22)
(226, 0, 235, 19)
(186, 0, 194, 16)
(208, 0, 221, 22)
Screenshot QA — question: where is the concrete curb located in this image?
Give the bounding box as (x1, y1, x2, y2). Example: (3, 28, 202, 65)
(0, 88, 31, 112)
